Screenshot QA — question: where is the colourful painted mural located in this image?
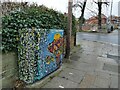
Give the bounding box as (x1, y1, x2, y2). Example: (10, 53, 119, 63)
(35, 29, 64, 81)
(48, 32, 64, 68)
(18, 28, 64, 84)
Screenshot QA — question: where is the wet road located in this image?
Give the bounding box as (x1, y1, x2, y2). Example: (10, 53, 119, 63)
(76, 30, 119, 45)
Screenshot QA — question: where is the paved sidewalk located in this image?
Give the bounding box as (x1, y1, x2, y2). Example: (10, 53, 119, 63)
(41, 40, 119, 88)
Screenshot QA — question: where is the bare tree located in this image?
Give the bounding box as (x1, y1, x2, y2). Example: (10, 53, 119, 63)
(98, 0, 102, 31)
(73, 0, 87, 31)
(94, 0, 109, 32)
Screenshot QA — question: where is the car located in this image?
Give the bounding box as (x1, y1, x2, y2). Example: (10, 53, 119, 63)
(107, 22, 114, 33)
(91, 26, 97, 32)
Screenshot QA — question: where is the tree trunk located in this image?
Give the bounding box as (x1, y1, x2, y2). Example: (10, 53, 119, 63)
(74, 32, 76, 46)
(65, 1, 72, 59)
(98, 1, 102, 32)
(79, 16, 83, 31)
(79, 0, 87, 31)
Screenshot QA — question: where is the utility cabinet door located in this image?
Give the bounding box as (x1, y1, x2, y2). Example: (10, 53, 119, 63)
(35, 29, 64, 80)
(47, 29, 64, 68)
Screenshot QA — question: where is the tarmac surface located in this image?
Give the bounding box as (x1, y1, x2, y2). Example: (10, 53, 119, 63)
(77, 30, 119, 45)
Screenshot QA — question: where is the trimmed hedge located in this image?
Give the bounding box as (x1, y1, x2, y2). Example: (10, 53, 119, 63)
(2, 4, 76, 53)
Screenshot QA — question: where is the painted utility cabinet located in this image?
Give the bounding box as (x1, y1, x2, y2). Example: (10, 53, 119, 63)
(18, 29, 64, 84)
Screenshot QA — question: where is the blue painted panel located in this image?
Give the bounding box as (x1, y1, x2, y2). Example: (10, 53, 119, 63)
(35, 29, 64, 81)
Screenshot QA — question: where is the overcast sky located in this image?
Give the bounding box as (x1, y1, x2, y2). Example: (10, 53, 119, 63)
(4, 0, 120, 19)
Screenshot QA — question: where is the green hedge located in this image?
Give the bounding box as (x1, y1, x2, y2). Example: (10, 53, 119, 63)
(2, 4, 76, 53)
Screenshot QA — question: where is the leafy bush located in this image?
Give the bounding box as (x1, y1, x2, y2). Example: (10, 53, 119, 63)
(2, 4, 76, 53)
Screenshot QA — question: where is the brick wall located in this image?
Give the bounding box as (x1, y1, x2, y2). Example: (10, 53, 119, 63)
(82, 25, 91, 31)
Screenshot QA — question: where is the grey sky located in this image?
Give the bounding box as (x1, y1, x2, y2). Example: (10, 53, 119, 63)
(5, 0, 120, 19)
(73, 0, 119, 19)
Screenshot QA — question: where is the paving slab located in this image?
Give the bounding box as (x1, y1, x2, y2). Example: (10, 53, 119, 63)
(66, 61, 96, 72)
(95, 69, 119, 77)
(107, 54, 119, 64)
(79, 74, 96, 88)
(93, 76, 110, 88)
(78, 54, 98, 64)
(110, 75, 118, 88)
(89, 85, 101, 88)
(42, 77, 79, 88)
(103, 63, 118, 73)
(94, 70, 111, 80)
(97, 56, 118, 65)
(70, 54, 81, 61)
(58, 67, 85, 83)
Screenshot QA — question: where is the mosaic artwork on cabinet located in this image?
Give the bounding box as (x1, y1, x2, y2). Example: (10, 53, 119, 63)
(18, 28, 64, 84)
(18, 28, 37, 84)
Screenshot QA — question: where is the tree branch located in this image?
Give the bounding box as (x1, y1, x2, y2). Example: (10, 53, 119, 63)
(102, 2, 110, 6)
(72, 4, 82, 9)
(93, 0, 98, 4)
(86, 7, 98, 15)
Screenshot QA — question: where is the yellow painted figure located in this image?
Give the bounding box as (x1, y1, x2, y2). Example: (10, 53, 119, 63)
(54, 33, 61, 41)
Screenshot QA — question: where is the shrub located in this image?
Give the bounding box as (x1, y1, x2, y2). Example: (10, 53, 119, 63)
(2, 4, 76, 53)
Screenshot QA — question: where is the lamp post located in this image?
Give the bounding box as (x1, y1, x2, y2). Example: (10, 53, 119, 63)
(65, 0, 73, 59)
(118, 1, 120, 17)
(110, 0, 113, 24)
